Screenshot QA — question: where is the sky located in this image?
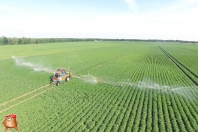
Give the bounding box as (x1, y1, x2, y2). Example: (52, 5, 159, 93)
(0, 0, 198, 41)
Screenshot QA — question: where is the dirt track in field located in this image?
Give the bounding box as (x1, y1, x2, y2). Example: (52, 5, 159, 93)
(0, 84, 54, 114)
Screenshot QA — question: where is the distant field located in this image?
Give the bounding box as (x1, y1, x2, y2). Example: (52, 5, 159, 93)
(0, 41, 197, 131)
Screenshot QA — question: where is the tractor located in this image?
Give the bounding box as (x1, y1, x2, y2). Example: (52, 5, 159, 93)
(50, 68, 71, 86)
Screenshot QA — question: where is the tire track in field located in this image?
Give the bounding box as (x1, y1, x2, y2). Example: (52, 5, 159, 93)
(0, 45, 123, 112)
(159, 46, 198, 86)
(0, 86, 55, 114)
(0, 84, 50, 107)
(75, 51, 131, 74)
(0, 84, 55, 113)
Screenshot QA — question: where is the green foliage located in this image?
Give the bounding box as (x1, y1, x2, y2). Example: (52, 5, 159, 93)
(0, 42, 197, 132)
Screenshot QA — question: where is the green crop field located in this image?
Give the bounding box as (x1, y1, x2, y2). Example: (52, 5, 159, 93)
(0, 41, 198, 132)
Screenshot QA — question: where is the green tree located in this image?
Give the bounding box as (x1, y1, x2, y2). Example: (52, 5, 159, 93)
(0, 37, 3, 45)
(35, 39, 39, 44)
(18, 38, 22, 44)
(12, 37, 19, 44)
(8, 38, 13, 44)
(3, 36, 8, 44)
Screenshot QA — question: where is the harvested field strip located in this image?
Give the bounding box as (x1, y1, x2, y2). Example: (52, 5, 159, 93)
(159, 46, 198, 86)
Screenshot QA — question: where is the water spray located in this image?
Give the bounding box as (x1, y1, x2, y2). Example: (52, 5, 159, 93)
(12, 56, 54, 73)
(12, 56, 196, 99)
(73, 74, 196, 99)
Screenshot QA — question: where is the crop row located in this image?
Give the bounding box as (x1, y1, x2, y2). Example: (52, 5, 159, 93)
(163, 45, 198, 75)
(1, 42, 198, 132)
(159, 46, 198, 86)
(133, 50, 197, 131)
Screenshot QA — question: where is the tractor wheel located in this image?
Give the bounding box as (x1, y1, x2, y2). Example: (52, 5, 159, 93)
(50, 76, 53, 81)
(56, 81, 60, 86)
(65, 77, 70, 82)
(50, 81, 53, 84)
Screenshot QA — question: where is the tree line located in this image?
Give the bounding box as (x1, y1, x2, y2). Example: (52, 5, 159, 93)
(0, 36, 197, 45)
